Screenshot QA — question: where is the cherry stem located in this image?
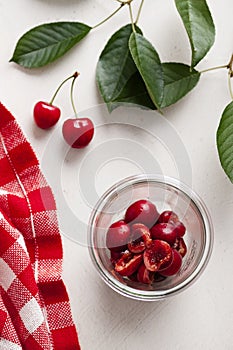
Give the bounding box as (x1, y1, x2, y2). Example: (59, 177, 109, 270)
(128, 1, 136, 33)
(92, 3, 125, 29)
(135, 0, 145, 24)
(200, 54, 233, 74)
(49, 72, 78, 105)
(70, 72, 79, 117)
(200, 54, 233, 100)
(200, 64, 228, 74)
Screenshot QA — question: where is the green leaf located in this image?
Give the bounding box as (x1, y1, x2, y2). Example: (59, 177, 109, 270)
(10, 22, 91, 68)
(217, 101, 233, 183)
(175, 0, 215, 68)
(96, 24, 142, 108)
(129, 32, 164, 109)
(109, 71, 156, 111)
(161, 62, 200, 108)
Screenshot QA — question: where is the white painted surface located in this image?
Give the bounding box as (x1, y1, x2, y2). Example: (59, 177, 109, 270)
(0, 1, 233, 349)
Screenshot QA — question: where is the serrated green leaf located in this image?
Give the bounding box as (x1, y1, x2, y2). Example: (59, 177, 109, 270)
(129, 32, 164, 109)
(161, 62, 200, 108)
(10, 22, 91, 68)
(217, 101, 233, 183)
(109, 71, 156, 111)
(175, 0, 215, 68)
(96, 24, 142, 108)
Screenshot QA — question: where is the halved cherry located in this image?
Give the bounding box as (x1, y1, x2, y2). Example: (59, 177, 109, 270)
(150, 222, 177, 245)
(143, 240, 173, 272)
(124, 199, 159, 227)
(173, 237, 187, 257)
(106, 220, 130, 252)
(160, 249, 182, 276)
(115, 251, 143, 276)
(128, 223, 152, 254)
(137, 263, 154, 284)
(158, 210, 179, 224)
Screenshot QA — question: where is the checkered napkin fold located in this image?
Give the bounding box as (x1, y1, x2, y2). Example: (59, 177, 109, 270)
(0, 103, 81, 349)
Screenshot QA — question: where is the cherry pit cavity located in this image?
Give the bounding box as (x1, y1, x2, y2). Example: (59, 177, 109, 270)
(106, 199, 187, 285)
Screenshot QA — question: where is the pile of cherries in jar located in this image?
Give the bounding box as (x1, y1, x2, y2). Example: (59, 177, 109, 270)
(106, 199, 187, 284)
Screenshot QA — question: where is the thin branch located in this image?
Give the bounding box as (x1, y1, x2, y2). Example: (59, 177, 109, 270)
(200, 64, 228, 74)
(92, 4, 125, 29)
(135, 0, 145, 24)
(128, 2, 136, 33)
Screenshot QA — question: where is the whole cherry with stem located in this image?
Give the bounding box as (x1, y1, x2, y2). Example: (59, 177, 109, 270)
(62, 73, 94, 149)
(33, 72, 78, 129)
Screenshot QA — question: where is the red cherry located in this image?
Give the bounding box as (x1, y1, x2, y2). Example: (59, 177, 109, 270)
(62, 117, 94, 148)
(33, 101, 60, 129)
(150, 222, 177, 245)
(160, 249, 182, 276)
(174, 221, 186, 237)
(143, 240, 173, 272)
(124, 199, 159, 227)
(106, 220, 130, 252)
(158, 210, 179, 224)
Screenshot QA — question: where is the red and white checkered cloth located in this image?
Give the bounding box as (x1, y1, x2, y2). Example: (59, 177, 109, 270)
(0, 103, 81, 349)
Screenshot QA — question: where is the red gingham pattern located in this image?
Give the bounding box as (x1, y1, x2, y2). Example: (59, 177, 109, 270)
(0, 103, 80, 349)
